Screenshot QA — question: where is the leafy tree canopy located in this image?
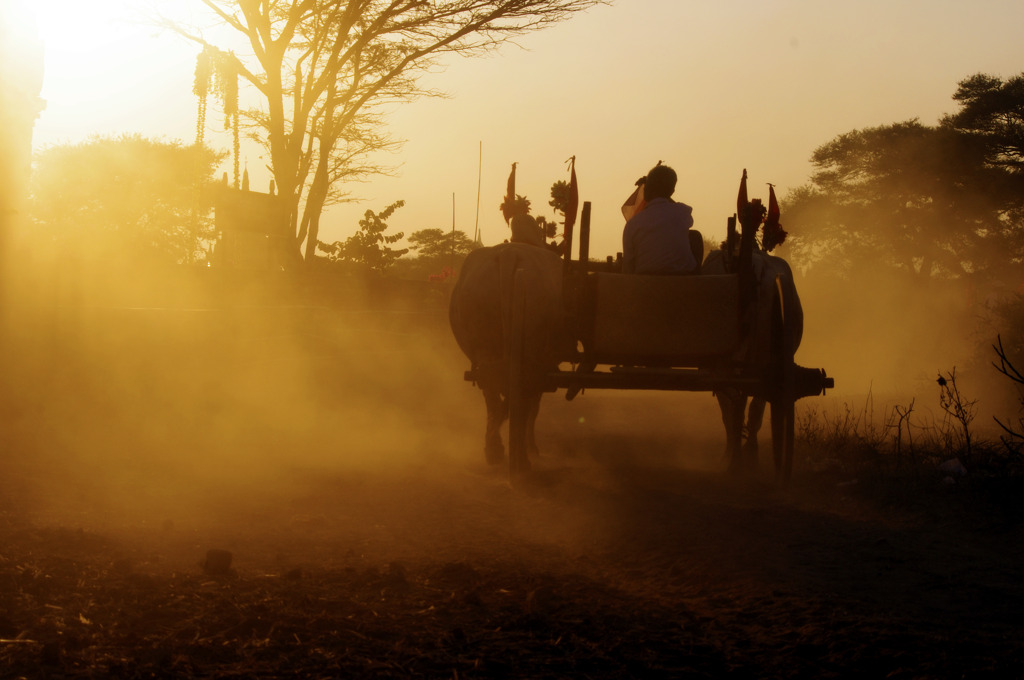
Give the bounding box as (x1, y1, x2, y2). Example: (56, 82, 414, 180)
(392, 227, 480, 280)
(168, 0, 601, 263)
(943, 73, 1024, 172)
(785, 73, 1024, 285)
(318, 200, 408, 273)
(29, 134, 224, 266)
(407, 228, 477, 260)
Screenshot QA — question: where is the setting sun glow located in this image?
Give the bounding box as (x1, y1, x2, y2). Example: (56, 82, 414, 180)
(32, 0, 197, 147)
(4, 3, 1024, 677)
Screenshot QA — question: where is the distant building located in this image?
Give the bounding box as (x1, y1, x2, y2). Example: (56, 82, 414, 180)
(213, 182, 295, 270)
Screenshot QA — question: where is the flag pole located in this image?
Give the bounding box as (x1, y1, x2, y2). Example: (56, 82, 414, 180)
(474, 141, 482, 244)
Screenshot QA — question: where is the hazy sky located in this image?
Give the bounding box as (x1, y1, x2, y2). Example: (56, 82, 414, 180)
(27, 0, 1024, 259)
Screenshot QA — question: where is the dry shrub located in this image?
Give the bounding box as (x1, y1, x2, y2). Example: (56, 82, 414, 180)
(797, 355, 1024, 486)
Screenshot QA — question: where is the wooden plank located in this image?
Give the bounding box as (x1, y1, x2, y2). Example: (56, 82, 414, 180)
(548, 367, 761, 393)
(586, 273, 741, 365)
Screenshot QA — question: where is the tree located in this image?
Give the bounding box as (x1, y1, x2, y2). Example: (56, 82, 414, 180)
(407, 227, 477, 260)
(944, 73, 1024, 173)
(318, 199, 408, 272)
(167, 0, 601, 263)
(944, 73, 1024, 248)
(393, 226, 479, 280)
(29, 134, 224, 266)
(785, 75, 1024, 285)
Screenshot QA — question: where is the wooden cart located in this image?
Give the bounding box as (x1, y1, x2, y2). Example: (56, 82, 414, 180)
(493, 199, 833, 480)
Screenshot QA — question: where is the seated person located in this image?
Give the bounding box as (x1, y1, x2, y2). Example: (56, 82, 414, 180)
(621, 164, 698, 275)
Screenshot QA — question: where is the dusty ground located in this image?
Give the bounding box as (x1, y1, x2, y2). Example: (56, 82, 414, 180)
(1, 300, 1023, 678)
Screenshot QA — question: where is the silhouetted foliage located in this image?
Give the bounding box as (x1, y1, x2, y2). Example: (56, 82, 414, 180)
(944, 73, 1024, 172)
(544, 179, 574, 239)
(166, 0, 601, 262)
(391, 228, 479, 281)
(497, 180, 574, 244)
(536, 216, 559, 239)
(193, 44, 241, 187)
(407, 228, 477, 261)
(549, 180, 571, 215)
(992, 335, 1024, 457)
(29, 134, 224, 266)
(498, 194, 531, 221)
(786, 73, 1024, 287)
(318, 200, 408, 273)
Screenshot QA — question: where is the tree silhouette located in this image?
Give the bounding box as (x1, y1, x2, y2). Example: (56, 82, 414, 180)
(29, 134, 224, 266)
(548, 179, 571, 216)
(165, 0, 601, 263)
(318, 200, 408, 273)
(944, 73, 1024, 173)
(785, 73, 1024, 285)
(407, 228, 477, 260)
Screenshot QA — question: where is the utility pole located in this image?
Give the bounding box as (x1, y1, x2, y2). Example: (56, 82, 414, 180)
(473, 141, 482, 244)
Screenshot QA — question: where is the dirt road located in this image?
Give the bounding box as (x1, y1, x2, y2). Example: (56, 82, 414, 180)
(2, 307, 1022, 677)
(3, 433, 1022, 678)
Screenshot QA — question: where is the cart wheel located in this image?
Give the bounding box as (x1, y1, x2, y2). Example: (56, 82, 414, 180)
(768, 275, 797, 482)
(507, 267, 531, 480)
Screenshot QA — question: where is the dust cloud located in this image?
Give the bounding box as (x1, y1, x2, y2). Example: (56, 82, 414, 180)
(0, 257, 737, 572)
(789, 260, 1018, 436)
(2, 225, 1016, 577)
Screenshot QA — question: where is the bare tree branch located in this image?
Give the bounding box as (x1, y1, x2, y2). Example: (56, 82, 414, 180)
(164, 0, 604, 260)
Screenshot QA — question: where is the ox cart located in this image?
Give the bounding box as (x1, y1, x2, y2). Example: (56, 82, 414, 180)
(461, 194, 834, 480)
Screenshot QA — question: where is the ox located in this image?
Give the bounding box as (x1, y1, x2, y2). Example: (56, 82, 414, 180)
(449, 243, 566, 469)
(703, 247, 804, 475)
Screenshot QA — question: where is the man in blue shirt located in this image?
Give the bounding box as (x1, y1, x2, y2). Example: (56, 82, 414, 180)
(622, 164, 698, 275)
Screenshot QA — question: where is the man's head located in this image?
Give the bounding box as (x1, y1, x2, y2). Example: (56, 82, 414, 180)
(644, 164, 677, 200)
